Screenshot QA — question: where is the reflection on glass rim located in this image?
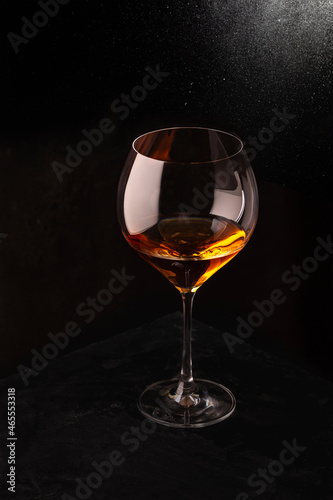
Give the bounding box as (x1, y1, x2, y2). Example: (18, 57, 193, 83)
(132, 126, 244, 163)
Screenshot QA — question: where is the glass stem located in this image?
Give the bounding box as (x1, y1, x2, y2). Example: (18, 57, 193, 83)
(180, 291, 196, 392)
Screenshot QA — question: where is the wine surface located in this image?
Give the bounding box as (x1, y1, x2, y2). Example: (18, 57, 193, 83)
(127, 217, 246, 292)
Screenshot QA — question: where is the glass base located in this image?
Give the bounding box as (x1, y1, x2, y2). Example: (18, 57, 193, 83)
(138, 378, 236, 428)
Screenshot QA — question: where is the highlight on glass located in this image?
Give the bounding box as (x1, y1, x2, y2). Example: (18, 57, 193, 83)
(117, 126, 259, 428)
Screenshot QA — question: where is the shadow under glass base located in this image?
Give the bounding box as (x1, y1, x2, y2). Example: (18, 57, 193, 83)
(138, 378, 236, 428)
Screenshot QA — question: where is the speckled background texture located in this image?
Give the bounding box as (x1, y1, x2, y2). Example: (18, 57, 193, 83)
(1, 0, 332, 376)
(0, 1, 332, 497)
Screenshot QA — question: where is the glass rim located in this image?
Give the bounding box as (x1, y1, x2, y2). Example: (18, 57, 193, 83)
(132, 126, 244, 164)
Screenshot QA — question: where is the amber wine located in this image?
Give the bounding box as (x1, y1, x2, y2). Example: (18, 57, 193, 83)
(127, 217, 246, 292)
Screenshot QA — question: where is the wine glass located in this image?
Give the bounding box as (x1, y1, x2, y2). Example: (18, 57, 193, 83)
(117, 126, 258, 428)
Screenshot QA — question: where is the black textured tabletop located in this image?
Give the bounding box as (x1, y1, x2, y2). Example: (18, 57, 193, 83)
(1, 0, 333, 498)
(1, 312, 332, 500)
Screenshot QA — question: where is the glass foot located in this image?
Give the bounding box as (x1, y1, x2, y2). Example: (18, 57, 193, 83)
(138, 378, 236, 428)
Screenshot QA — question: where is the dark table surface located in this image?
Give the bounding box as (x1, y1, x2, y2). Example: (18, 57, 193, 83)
(1, 312, 333, 500)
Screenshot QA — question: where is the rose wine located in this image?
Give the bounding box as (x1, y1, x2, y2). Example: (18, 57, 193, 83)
(127, 216, 246, 292)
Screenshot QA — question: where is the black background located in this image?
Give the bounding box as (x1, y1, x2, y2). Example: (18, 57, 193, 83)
(0, 0, 332, 382)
